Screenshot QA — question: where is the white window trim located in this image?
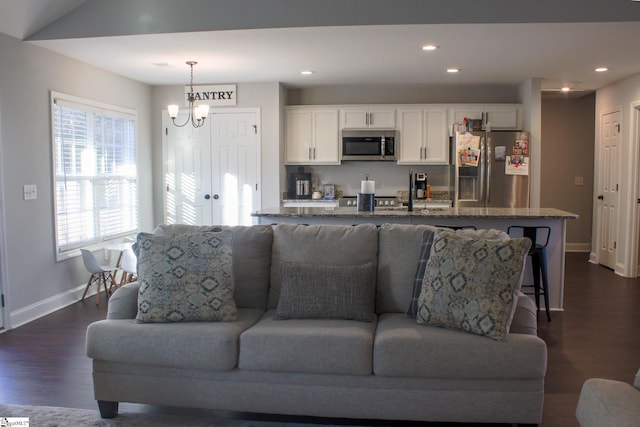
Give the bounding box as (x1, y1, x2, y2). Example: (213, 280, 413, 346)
(50, 91, 139, 262)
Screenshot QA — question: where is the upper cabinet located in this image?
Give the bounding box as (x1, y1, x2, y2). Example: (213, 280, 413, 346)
(397, 107, 449, 165)
(284, 103, 522, 166)
(340, 107, 396, 129)
(285, 107, 340, 165)
(449, 104, 522, 130)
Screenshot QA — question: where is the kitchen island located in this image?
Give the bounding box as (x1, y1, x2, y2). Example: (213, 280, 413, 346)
(252, 206, 578, 312)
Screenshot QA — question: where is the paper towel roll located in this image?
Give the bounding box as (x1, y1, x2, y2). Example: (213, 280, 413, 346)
(360, 180, 375, 194)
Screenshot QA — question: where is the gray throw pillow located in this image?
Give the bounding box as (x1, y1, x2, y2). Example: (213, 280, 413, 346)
(134, 230, 237, 323)
(275, 262, 376, 322)
(416, 229, 530, 340)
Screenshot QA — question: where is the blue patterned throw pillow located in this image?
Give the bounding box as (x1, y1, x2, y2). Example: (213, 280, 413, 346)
(416, 229, 530, 340)
(134, 230, 237, 323)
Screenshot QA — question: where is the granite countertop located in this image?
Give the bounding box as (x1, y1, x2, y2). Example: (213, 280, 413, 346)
(252, 206, 579, 219)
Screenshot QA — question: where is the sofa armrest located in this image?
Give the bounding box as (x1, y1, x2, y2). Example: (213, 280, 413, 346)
(635, 368, 640, 390)
(576, 375, 640, 427)
(509, 292, 537, 336)
(107, 282, 139, 320)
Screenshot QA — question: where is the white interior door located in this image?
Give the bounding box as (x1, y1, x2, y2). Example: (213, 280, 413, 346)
(210, 111, 259, 226)
(596, 110, 621, 269)
(164, 109, 259, 226)
(165, 115, 212, 225)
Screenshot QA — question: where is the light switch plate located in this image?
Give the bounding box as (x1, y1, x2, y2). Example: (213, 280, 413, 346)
(23, 184, 37, 200)
(574, 176, 584, 186)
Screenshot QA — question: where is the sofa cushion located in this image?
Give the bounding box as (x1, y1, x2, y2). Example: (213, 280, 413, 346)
(407, 228, 511, 319)
(134, 230, 237, 323)
(275, 262, 376, 321)
(239, 309, 377, 375)
(509, 292, 538, 335)
(87, 308, 264, 371)
(377, 223, 439, 314)
(374, 313, 547, 379)
(268, 224, 378, 309)
(416, 229, 530, 340)
(153, 224, 273, 310)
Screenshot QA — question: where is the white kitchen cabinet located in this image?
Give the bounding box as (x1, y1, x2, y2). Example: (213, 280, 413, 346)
(340, 107, 396, 129)
(397, 107, 449, 165)
(449, 104, 522, 130)
(285, 107, 340, 165)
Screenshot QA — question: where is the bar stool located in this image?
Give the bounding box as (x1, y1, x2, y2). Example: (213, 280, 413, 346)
(508, 226, 551, 321)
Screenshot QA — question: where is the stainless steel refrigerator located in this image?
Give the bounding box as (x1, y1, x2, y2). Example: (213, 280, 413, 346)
(453, 130, 530, 208)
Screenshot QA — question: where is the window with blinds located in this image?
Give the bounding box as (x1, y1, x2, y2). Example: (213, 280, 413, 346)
(51, 93, 138, 255)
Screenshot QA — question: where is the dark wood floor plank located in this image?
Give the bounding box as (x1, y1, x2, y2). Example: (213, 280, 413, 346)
(0, 252, 638, 427)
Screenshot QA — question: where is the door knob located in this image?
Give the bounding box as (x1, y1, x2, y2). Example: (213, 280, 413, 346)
(204, 194, 211, 200)
(213, 194, 219, 200)
(597, 195, 604, 200)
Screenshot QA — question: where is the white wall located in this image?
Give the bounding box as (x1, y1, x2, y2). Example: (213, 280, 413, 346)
(150, 82, 283, 225)
(592, 72, 640, 277)
(288, 84, 520, 105)
(0, 33, 153, 328)
(542, 94, 595, 250)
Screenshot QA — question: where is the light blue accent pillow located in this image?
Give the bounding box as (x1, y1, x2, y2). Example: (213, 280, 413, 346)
(134, 230, 237, 323)
(416, 229, 530, 340)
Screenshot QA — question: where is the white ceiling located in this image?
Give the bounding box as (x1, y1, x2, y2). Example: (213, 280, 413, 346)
(1, 0, 640, 95)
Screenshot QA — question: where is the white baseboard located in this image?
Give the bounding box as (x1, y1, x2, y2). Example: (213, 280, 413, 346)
(566, 243, 591, 253)
(9, 283, 98, 329)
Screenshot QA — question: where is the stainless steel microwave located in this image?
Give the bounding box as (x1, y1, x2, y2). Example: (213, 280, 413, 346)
(341, 130, 397, 161)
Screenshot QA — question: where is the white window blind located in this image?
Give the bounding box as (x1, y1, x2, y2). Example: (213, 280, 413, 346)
(52, 93, 138, 255)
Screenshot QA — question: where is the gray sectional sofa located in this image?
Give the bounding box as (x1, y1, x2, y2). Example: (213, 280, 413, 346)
(86, 223, 547, 425)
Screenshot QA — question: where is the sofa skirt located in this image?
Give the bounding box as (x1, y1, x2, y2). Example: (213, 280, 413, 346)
(92, 360, 544, 424)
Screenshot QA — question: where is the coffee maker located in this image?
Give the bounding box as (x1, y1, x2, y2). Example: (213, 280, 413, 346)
(288, 167, 312, 199)
(415, 172, 428, 199)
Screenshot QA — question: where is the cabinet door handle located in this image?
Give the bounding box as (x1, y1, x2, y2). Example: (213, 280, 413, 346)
(308, 147, 312, 160)
(313, 148, 316, 159)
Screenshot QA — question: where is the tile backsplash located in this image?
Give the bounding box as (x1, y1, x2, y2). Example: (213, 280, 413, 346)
(285, 163, 453, 199)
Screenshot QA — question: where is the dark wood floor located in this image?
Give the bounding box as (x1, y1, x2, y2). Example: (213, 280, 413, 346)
(0, 252, 638, 426)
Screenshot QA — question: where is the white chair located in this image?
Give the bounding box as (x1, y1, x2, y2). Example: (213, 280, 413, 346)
(80, 249, 117, 305)
(576, 368, 640, 426)
(118, 247, 137, 286)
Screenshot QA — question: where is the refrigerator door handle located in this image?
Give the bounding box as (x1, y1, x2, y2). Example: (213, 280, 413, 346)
(479, 136, 485, 205)
(486, 135, 491, 204)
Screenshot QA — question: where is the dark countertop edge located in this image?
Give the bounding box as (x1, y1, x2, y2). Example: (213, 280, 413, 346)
(252, 207, 580, 220)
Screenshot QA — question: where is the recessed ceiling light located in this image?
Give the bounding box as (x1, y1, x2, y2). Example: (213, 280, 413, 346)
(301, 70, 315, 75)
(422, 44, 438, 51)
(595, 67, 609, 72)
(446, 68, 460, 73)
